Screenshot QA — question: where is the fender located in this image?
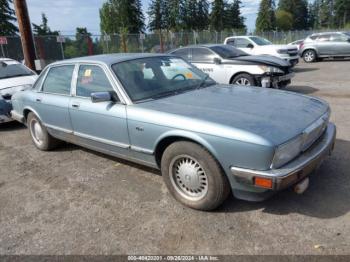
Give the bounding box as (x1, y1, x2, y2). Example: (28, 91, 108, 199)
(23, 106, 43, 124)
(154, 129, 220, 161)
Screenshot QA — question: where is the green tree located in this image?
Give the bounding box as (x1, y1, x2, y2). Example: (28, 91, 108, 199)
(182, 0, 198, 30)
(196, 0, 210, 30)
(32, 13, 59, 36)
(334, 0, 350, 27)
(210, 0, 225, 31)
(256, 0, 276, 31)
(99, 0, 145, 34)
(148, 0, 166, 52)
(278, 0, 309, 30)
(0, 0, 18, 36)
(224, 0, 246, 30)
(318, 0, 335, 28)
(308, 1, 320, 29)
(276, 10, 293, 30)
(163, 0, 182, 31)
(64, 27, 96, 58)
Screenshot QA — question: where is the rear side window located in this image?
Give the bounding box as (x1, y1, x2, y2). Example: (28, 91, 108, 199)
(171, 48, 190, 60)
(191, 48, 215, 63)
(317, 34, 331, 41)
(330, 33, 348, 42)
(42, 65, 74, 95)
(226, 39, 235, 46)
(76, 65, 114, 97)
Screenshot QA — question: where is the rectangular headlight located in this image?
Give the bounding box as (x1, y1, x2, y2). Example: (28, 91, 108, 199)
(271, 135, 303, 169)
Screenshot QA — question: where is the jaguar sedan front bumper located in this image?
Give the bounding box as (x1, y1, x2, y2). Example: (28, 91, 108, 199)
(231, 123, 336, 193)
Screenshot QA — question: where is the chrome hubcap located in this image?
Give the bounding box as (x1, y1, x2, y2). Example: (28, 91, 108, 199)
(235, 77, 251, 86)
(30, 119, 44, 146)
(170, 155, 208, 201)
(304, 52, 314, 62)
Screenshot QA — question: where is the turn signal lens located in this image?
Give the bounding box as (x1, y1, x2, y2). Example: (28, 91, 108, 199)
(254, 177, 273, 189)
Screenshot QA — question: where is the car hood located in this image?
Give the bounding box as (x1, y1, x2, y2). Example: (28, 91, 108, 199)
(230, 55, 290, 68)
(136, 85, 329, 146)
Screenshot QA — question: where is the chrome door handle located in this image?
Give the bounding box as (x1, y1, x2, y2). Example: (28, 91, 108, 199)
(72, 103, 80, 108)
(36, 98, 42, 102)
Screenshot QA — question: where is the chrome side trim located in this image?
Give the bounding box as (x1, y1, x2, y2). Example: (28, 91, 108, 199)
(130, 146, 154, 155)
(73, 131, 130, 149)
(45, 124, 73, 134)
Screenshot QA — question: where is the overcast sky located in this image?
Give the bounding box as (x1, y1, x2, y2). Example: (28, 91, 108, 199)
(25, 0, 261, 35)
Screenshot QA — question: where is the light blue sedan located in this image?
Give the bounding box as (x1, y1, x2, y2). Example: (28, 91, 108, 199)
(11, 54, 336, 211)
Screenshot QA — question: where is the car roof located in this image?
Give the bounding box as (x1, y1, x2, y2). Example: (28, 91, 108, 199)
(50, 53, 173, 67)
(310, 31, 344, 37)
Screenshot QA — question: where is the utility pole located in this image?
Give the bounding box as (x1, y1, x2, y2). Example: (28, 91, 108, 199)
(14, 0, 36, 70)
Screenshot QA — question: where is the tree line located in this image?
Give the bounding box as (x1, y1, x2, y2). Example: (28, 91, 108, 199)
(256, 0, 350, 32)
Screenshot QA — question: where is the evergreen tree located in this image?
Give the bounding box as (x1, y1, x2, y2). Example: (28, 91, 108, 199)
(256, 0, 276, 31)
(0, 0, 18, 36)
(164, 0, 182, 31)
(148, 0, 166, 52)
(225, 0, 246, 30)
(32, 13, 59, 36)
(182, 0, 198, 30)
(318, 0, 335, 28)
(210, 0, 225, 31)
(196, 0, 210, 30)
(308, 1, 320, 29)
(276, 10, 293, 30)
(334, 0, 350, 27)
(278, 0, 309, 30)
(99, 0, 145, 34)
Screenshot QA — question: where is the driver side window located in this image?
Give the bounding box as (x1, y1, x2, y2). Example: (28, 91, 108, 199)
(76, 65, 115, 98)
(235, 38, 252, 48)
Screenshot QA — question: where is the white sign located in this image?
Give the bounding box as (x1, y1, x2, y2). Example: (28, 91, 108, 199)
(56, 36, 66, 43)
(139, 33, 146, 40)
(103, 35, 111, 41)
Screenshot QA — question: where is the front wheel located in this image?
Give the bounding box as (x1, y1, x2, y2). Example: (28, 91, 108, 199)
(161, 141, 230, 211)
(303, 50, 317, 63)
(231, 73, 255, 86)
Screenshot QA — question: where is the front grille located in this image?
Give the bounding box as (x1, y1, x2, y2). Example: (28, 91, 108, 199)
(287, 49, 298, 56)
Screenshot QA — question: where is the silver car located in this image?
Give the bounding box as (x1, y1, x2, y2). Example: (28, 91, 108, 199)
(300, 32, 350, 62)
(169, 44, 294, 88)
(11, 54, 336, 211)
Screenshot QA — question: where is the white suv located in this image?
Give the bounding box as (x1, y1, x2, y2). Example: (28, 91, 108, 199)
(224, 36, 299, 66)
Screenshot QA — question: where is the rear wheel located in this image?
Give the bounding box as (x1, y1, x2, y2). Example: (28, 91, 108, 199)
(231, 73, 255, 86)
(27, 112, 60, 151)
(303, 50, 317, 63)
(161, 141, 230, 211)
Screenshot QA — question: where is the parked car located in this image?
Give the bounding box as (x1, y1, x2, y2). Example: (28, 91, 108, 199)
(299, 32, 350, 63)
(0, 58, 37, 123)
(169, 44, 294, 88)
(224, 36, 299, 66)
(11, 54, 336, 211)
(288, 39, 304, 50)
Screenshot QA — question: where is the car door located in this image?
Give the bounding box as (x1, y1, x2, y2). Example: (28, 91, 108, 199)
(69, 64, 130, 155)
(330, 33, 350, 55)
(189, 47, 227, 84)
(34, 64, 74, 132)
(315, 34, 333, 55)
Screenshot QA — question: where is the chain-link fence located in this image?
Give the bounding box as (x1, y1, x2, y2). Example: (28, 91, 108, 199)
(0, 29, 347, 65)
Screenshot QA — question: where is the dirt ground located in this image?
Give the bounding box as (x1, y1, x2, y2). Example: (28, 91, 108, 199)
(0, 59, 349, 255)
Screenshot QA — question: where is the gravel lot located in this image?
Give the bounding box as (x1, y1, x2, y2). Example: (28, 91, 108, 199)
(0, 60, 349, 255)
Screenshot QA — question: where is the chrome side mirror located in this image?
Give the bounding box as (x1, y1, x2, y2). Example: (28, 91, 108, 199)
(91, 92, 112, 103)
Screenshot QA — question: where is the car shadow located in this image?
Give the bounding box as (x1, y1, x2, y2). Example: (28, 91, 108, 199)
(284, 85, 319, 95)
(293, 67, 319, 73)
(218, 138, 350, 219)
(0, 121, 25, 132)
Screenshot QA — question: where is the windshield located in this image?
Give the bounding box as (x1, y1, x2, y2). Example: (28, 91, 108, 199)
(249, 36, 272, 46)
(210, 45, 248, 58)
(0, 61, 34, 79)
(112, 56, 216, 102)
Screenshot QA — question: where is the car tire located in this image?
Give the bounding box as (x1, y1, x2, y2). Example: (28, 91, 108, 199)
(27, 112, 60, 151)
(231, 73, 256, 86)
(303, 50, 317, 63)
(161, 141, 231, 211)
